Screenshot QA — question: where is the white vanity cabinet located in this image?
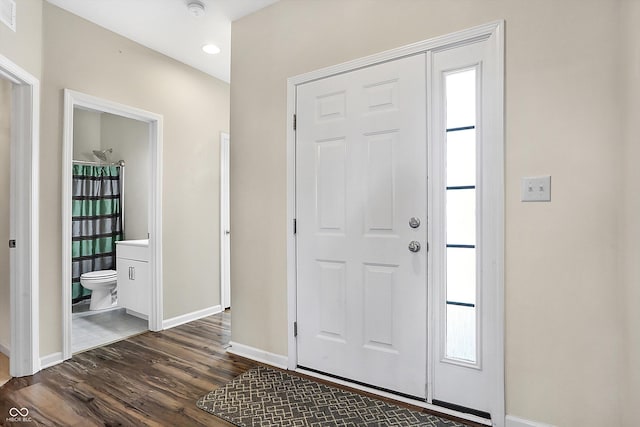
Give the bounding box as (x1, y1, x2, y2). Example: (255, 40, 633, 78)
(116, 240, 150, 319)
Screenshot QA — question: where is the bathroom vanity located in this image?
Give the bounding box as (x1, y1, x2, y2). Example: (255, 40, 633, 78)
(116, 239, 150, 319)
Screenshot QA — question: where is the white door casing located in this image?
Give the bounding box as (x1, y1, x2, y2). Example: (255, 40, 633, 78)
(287, 21, 504, 425)
(62, 89, 164, 361)
(296, 54, 427, 398)
(0, 54, 40, 377)
(220, 132, 231, 309)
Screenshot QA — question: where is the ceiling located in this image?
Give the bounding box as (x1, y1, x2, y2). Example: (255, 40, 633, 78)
(45, 0, 279, 83)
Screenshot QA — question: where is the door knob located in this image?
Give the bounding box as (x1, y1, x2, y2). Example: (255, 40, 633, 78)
(408, 241, 421, 253)
(409, 217, 421, 228)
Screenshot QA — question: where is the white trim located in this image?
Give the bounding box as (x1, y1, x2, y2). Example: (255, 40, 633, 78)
(219, 132, 230, 309)
(505, 415, 555, 427)
(39, 352, 64, 370)
(287, 21, 501, 87)
(162, 305, 223, 330)
(0, 343, 9, 357)
(296, 368, 491, 426)
(286, 75, 297, 371)
(62, 89, 164, 361)
(286, 21, 505, 426)
(0, 53, 40, 378)
(227, 341, 288, 370)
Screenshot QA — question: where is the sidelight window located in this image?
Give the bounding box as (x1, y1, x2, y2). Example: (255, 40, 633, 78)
(444, 68, 477, 363)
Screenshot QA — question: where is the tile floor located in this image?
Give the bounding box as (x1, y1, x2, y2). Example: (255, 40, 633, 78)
(72, 307, 148, 354)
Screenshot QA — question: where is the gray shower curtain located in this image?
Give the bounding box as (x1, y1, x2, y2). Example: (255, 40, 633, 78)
(71, 164, 123, 303)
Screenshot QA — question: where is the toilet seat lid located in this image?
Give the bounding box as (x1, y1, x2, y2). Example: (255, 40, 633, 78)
(81, 269, 117, 280)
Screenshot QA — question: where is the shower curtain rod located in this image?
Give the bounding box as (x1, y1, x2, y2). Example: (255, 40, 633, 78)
(72, 159, 126, 166)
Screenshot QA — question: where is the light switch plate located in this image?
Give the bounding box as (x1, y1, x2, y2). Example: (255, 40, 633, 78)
(521, 175, 551, 202)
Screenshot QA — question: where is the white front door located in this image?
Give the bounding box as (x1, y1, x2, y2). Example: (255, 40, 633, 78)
(296, 54, 427, 398)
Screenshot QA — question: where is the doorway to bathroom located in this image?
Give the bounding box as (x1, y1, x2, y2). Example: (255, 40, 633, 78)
(61, 90, 164, 359)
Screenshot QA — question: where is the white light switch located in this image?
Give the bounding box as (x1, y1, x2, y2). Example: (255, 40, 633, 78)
(521, 175, 551, 202)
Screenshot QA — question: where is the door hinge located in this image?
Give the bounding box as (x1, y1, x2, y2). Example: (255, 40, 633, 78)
(293, 218, 297, 235)
(293, 114, 297, 131)
(293, 321, 298, 337)
(8, 239, 15, 248)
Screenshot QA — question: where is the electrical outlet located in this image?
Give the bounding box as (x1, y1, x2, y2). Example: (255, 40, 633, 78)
(521, 176, 551, 202)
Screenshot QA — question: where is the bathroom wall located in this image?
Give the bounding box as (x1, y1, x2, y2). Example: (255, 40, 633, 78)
(39, 2, 229, 355)
(0, 79, 10, 355)
(72, 108, 101, 158)
(100, 113, 149, 240)
(72, 109, 150, 241)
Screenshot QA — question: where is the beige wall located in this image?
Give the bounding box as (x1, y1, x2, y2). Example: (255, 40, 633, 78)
(101, 113, 149, 240)
(0, 0, 42, 79)
(622, 0, 640, 424)
(230, 1, 628, 425)
(40, 2, 229, 354)
(0, 79, 10, 353)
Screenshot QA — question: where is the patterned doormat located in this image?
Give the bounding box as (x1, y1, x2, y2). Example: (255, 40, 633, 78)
(196, 366, 468, 426)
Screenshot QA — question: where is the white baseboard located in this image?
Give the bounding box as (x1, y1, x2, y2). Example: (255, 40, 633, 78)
(506, 415, 555, 427)
(162, 305, 222, 330)
(227, 341, 288, 370)
(40, 352, 63, 370)
(0, 342, 9, 357)
(125, 309, 148, 321)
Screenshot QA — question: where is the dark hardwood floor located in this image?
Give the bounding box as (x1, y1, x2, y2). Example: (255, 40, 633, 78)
(0, 310, 482, 427)
(0, 310, 254, 426)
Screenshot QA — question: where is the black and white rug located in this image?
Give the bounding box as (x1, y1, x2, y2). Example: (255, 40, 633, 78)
(196, 366, 467, 426)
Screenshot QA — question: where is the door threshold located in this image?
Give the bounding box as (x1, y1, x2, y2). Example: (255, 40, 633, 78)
(295, 367, 492, 427)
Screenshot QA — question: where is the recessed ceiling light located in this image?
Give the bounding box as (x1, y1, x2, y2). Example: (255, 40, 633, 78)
(202, 44, 221, 55)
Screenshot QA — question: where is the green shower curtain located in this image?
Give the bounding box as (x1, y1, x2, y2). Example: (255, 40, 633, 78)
(71, 165, 123, 303)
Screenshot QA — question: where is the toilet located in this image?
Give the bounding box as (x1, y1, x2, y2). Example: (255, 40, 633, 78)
(80, 270, 118, 310)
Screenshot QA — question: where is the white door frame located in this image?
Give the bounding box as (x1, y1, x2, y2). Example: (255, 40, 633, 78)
(220, 132, 230, 309)
(61, 89, 164, 361)
(0, 54, 40, 377)
(286, 22, 504, 425)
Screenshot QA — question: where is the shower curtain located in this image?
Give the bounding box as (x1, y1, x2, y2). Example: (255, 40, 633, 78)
(72, 165, 123, 303)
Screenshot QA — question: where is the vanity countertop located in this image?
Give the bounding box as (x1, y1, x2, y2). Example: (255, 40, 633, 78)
(116, 239, 149, 247)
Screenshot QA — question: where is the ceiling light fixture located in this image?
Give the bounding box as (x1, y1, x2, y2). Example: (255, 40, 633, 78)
(187, 0, 206, 17)
(202, 44, 221, 55)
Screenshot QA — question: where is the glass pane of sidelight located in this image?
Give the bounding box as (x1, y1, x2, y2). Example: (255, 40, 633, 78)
(445, 69, 476, 130)
(446, 247, 476, 305)
(444, 67, 477, 363)
(445, 304, 476, 362)
(446, 189, 476, 246)
(446, 129, 476, 188)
